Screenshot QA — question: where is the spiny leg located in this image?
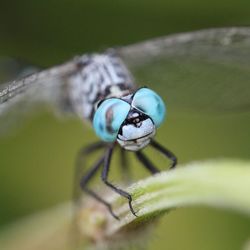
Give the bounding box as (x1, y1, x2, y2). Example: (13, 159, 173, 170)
(101, 145, 138, 217)
(79, 153, 120, 220)
(150, 139, 177, 169)
(73, 141, 106, 202)
(135, 151, 160, 175)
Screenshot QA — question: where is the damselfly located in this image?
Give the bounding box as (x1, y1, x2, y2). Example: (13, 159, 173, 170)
(1, 27, 250, 219)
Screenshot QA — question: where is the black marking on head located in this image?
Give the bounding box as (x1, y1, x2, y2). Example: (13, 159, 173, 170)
(125, 109, 149, 125)
(96, 99, 105, 108)
(118, 109, 151, 136)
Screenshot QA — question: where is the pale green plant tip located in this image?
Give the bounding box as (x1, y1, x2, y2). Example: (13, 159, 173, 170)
(0, 159, 250, 250)
(107, 160, 250, 235)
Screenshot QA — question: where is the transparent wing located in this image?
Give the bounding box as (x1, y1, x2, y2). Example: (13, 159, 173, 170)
(118, 27, 250, 113)
(0, 58, 42, 134)
(1, 27, 249, 119)
(0, 56, 84, 136)
(0, 57, 81, 118)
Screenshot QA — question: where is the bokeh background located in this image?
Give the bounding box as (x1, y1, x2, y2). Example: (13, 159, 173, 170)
(0, 1, 250, 249)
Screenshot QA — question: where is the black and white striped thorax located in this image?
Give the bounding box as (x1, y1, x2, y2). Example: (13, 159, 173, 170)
(68, 53, 135, 121)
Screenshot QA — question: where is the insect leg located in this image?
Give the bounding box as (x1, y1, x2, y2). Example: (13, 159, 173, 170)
(102, 145, 138, 217)
(120, 147, 131, 182)
(150, 140, 177, 169)
(79, 153, 120, 220)
(73, 141, 106, 201)
(135, 151, 160, 174)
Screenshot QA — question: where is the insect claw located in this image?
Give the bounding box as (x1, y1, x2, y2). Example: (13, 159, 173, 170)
(170, 158, 177, 169)
(128, 196, 138, 217)
(112, 213, 120, 221)
(107, 204, 120, 220)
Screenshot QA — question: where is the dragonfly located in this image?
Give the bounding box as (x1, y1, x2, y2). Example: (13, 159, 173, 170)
(0, 27, 250, 220)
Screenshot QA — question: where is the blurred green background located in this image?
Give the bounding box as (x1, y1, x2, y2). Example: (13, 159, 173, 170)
(0, 1, 250, 249)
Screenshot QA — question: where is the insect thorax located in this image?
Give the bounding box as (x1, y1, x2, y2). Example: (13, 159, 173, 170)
(68, 53, 135, 121)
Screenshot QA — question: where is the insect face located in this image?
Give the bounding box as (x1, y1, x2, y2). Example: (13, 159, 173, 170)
(93, 87, 166, 151)
(117, 109, 156, 151)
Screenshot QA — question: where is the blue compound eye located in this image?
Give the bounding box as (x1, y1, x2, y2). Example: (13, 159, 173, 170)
(132, 88, 166, 127)
(93, 98, 130, 142)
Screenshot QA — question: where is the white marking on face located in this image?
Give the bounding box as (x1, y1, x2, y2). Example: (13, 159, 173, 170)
(119, 118, 154, 141)
(117, 136, 153, 151)
(117, 118, 156, 151)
